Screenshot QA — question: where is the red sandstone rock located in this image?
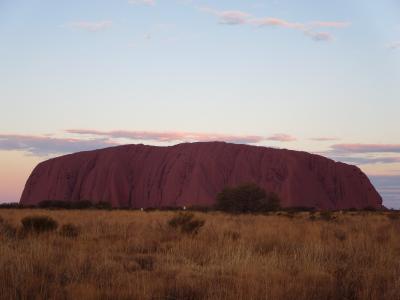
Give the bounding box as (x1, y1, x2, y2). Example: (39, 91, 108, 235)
(20, 142, 383, 210)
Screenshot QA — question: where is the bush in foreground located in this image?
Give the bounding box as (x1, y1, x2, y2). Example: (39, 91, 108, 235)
(59, 223, 80, 238)
(21, 215, 58, 233)
(0, 217, 17, 239)
(168, 212, 205, 235)
(216, 183, 281, 213)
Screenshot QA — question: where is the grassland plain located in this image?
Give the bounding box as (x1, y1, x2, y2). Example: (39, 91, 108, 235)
(1, 209, 400, 300)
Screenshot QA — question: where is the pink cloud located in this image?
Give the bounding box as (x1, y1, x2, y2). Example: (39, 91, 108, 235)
(67, 129, 267, 144)
(254, 18, 305, 30)
(266, 134, 297, 142)
(200, 7, 349, 42)
(218, 11, 251, 25)
(310, 21, 351, 28)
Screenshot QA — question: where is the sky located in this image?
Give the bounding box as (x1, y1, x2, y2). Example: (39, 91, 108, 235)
(0, 0, 399, 207)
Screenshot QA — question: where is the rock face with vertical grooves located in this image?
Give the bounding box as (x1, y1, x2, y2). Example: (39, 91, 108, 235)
(20, 142, 383, 210)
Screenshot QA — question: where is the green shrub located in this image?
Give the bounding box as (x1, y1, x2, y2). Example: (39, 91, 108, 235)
(216, 183, 281, 213)
(59, 223, 80, 238)
(168, 212, 205, 235)
(21, 215, 58, 233)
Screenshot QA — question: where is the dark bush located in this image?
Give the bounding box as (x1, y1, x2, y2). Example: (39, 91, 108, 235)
(387, 213, 400, 221)
(319, 211, 335, 221)
(216, 183, 281, 213)
(144, 207, 157, 212)
(21, 215, 58, 233)
(0, 203, 22, 209)
(72, 200, 93, 209)
(346, 208, 357, 212)
(187, 205, 213, 212)
(0, 217, 17, 238)
(334, 229, 347, 241)
(134, 255, 156, 271)
(94, 201, 112, 210)
(38, 200, 72, 209)
(159, 206, 182, 211)
(59, 223, 80, 238)
(363, 206, 378, 212)
(38, 200, 99, 209)
(168, 212, 205, 235)
(309, 214, 317, 221)
(1, 223, 17, 239)
(285, 206, 316, 213)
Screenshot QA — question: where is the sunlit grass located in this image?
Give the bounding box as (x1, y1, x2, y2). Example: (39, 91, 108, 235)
(1, 209, 400, 299)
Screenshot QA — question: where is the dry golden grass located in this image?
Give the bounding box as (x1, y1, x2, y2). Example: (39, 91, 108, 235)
(1, 209, 400, 300)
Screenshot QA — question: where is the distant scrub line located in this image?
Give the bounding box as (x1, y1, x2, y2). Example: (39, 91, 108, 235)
(1, 183, 388, 212)
(0, 201, 389, 212)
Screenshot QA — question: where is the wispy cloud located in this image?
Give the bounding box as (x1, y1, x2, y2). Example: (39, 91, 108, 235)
(67, 129, 268, 144)
(304, 30, 333, 42)
(329, 156, 400, 165)
(67, 129, 297, 144)
(317, 143, 400, 167)
(200, 7, 349, 42)
(66, 20, 112, 32)
(218, 10, 252, 25)
(253, 17, 305, 29)
(128, 0, 155, 6)
(331, 144, 400, 153)
(0, 134, 115, 156)
(388, 41, 400, 50)
(310, 21, 351, 28)
(266, 134, 297, 142)
(0, 130, 298, 157)
(310, 137, 340, 142)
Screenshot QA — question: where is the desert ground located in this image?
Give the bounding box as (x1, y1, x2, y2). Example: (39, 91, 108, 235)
(1, 209, 400, 300)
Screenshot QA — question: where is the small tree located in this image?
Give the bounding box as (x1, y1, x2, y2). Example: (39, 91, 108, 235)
(216, 183, 281, 213)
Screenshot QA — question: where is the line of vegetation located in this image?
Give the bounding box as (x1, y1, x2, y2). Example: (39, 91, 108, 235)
(0, 183, 390, 213)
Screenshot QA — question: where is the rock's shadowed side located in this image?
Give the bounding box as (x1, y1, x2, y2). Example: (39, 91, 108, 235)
(20, 142, 383, 210)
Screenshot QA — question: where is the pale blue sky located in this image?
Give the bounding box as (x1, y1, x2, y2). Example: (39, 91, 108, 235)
(0, 0, 399, 206)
